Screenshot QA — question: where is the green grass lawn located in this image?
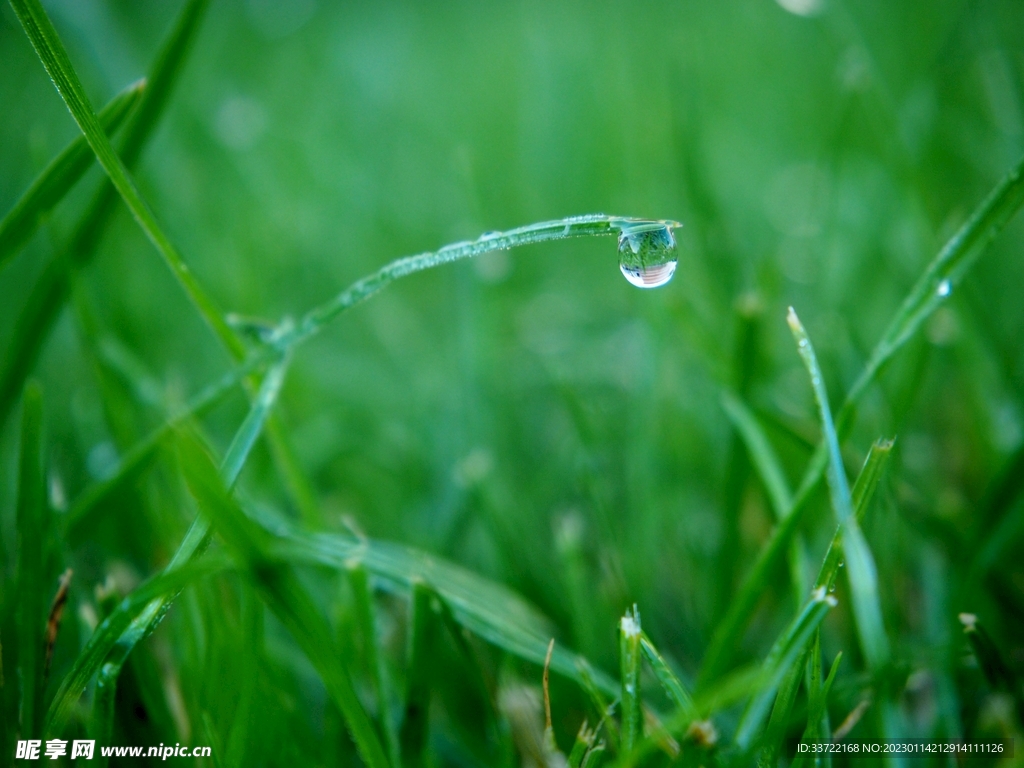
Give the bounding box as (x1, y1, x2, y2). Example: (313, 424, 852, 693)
(1, 0, 1023, 765)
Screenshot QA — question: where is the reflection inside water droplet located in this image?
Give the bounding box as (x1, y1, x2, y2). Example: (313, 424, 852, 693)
(936, 279, 952, 298)
(617, 224, 678, 289)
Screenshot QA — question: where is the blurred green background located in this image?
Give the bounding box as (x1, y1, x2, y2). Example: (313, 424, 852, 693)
(2, 0, 1023, 764)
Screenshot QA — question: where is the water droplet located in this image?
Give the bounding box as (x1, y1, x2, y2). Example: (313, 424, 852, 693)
(828, 583, 837, 593)
(617, 224, 678, 288)
(837, 559, 845, 568)
(936, 279, 952, 298)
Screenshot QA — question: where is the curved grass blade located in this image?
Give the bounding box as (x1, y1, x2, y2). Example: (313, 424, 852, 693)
(0, 79, 144, 271)
(177, 430, 390, 768)
(278, 215, 680, 350)
(10, 0, 242, 358)
(45, 358, 288, 735)
(15, 384, 48, 739)
(788, 308, 889, 671)
(700, 153, 1024, 684)
(0, 0, 211, 431)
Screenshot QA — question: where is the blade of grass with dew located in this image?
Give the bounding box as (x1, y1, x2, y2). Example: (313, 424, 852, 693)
(401, 580, 436, 768)
(0, 0, 211, 431)
(10, 0, 243, 358)
(814, 440, 894, 594)
(734, 588, 836, 751)
(349, 564, 402, 768)
(15, 384, 47, 739)
(639, 633, 698, 724)
(277, 215, 680, 350)
(176, 430, 390, 768)
(0, 79, 144, 271)
(721, 391, 808, 607)
(45, 358, 288, 735)
(757, 648, 807, 768)
(788, 307, 890, 671)
(700, 153, 1024, 684)
(619, 606, 643, 756)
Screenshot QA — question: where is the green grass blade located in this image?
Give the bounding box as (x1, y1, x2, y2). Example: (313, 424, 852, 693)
(701, 155, 1024, 684)
(10, 0, 243, 359)
(734, 589, 835, 750)
(0, 79, 144, 271)
(639, 633, 698, 723)
(400, 580, 436, 768)
(788, 308, 889, 671)
(813, 440, 894, 594)
(177, 430, 390, 768)
(15, 384, 47, 739)
(0, 0, 211, 431)
(619, 606, 643, 756)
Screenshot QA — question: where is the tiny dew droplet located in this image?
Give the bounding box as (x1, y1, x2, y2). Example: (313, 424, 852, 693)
(936, 279, 952, 298)
(617, 222, 679, 289)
